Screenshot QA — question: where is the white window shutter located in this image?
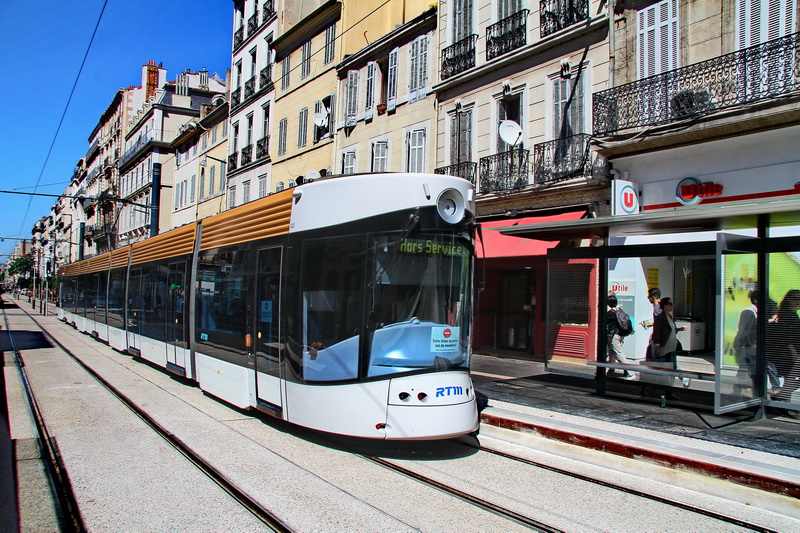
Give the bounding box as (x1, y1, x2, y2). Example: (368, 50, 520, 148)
(409, 39, 419, 103)
(346, 70, 359, 126)
(418, 35, 429, 98)
(365, 62, 375, 119)
(638, 0, 679, 79)
(388, 48, 398, 111)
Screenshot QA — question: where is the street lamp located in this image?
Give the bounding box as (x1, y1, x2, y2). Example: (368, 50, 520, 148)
(199, 155, 228, 166)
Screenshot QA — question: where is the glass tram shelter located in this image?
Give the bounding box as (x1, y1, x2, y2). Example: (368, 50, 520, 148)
(498, 176, 800, 417)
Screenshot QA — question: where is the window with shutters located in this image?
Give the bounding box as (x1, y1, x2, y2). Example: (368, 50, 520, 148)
(324, 23, 336, 64)
(199, 169, 205, 200)
(209, 166, 216, 195)
(498, 0, 522, 20)
(407, 128, 426, 173)
(190, 175, 196, 203)
(365, 62, 376, 119)
(387, 48, 398, 111)
(736, 0, 797, 98)
(342, 151, 356, 174)
(452, 0, 474, 43)
(637, 0, 679, 79)
(551, 71, 585, 140)
(298, 108, 308, 148)
(450, 108, 473, 164)
(258, 175, 268, 199)
(737, 0, 796, 49)
(278, 118, 287, 155)
(243, 180, 251, 204)
(409, 35, 429, 103)
(498, 93, 523, 152)
(345, 70, 359, 126)
(228, 185, 236, 210)
(281, 55, 291, 89)
(232, 122, 240, 152)
(301, 40, 312, 78)
(314, 95, 333, 142)
(372, 140, 388, 172)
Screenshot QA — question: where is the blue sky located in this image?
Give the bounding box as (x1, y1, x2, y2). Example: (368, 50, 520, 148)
(0, 0, 232, 263)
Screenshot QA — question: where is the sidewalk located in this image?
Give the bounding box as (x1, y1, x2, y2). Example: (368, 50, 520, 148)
(471, 353, 800, 500)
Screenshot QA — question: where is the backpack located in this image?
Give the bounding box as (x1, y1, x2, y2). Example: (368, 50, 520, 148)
(614, 308, 633, 336)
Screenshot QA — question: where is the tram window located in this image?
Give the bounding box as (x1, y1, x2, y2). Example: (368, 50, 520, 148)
(96, 272, 108, 325)
(107, 269, 126, 329)
(196, 247, 248, 354)
(140, 263, 168, 342)
(366, 234, 471, 376)
(300, 237, 365, 381)
(128, 269, 142, 335)
(76, 276, 87, 317)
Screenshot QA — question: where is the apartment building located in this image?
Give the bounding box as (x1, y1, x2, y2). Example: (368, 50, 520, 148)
(170, 97, 230, 227)
(335, 3, 437, 175)
(226, 0, 278, 207)
(117, 63, 225, 246)
(432, 0, 612, 358)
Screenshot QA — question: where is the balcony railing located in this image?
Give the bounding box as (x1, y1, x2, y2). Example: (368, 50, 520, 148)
(233, 27, 244, 49)
(231, 87, 242, 108)
(260, 65, 273, 90)
(486, 10, 529, 61)
(540, 0, 589, 38)
(533, 134, 592, 184)
(228, 152, 239, 171)
(434, 162, 478, 187)
(478, 148, 530, 193)
(256, 136, 270, 160)
(262, 0, 276, 24)
(241, 144, 253, 166)
(441, 34, 478, 80)
(118, 131, 155, 168)
(594, 31, 800, 136)
(244, 77, 256, 100)
(248, 12, 259, 37)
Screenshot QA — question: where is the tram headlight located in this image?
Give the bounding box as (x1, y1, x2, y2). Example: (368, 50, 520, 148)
(436, 188, 466, 224)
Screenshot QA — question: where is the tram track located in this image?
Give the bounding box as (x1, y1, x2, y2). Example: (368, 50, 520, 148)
(10, 303, 294, 533)
(3, 305, 85, 532)
(469, 441, 780, 533)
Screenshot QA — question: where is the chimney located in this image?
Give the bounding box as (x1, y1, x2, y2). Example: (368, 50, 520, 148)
(143, 60, 160, 101)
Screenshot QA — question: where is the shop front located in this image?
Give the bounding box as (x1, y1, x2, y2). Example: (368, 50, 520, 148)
(500, 129, 800, 415)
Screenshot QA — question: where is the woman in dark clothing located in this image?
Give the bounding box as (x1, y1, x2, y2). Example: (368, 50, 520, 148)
(651, 297, 678, 364)
(768, 289, 800, 409)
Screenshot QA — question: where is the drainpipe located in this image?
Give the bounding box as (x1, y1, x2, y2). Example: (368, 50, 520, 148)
(78, 222, 85, 261)
(150, 163, 161, 238)
(608, 0, 616, 89)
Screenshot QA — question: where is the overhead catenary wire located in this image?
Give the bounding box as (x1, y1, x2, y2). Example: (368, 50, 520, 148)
(17, 0, 110, 236)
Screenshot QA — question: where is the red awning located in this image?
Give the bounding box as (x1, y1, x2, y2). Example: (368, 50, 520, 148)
(476, 211, 586, 259)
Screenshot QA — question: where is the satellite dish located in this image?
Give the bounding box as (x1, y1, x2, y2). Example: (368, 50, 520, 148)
(313, 110, 329, 127)
(499, 120, 523, 146)
(305, 169, 321, 182)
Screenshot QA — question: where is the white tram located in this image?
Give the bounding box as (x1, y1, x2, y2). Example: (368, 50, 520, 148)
(58, 173, 479, 439)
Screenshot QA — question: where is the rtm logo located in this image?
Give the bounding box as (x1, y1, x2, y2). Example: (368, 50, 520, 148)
(436, 386, 464, 397)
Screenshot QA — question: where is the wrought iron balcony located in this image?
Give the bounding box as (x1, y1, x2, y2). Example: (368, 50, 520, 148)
(594, 31, 800, 136)
(248, 12, 259, 37)
(260, 65, 273, 90)
(540, 0, 589, 38)
(486, 10, 529, 61)
(244, 77, 256, 100)
(256, 136, 270, 160)
(441, 34, 477, 80)
(231, 87, 242, 108)
(262, 0, 275, 24)
(533, 134, 592, 185)
(233, 27, 244, 49)
(434, 162, 478, 187)
(478, 148, 530, 193)
(228, 152, 239, 171)
(241, 144, 253, 166)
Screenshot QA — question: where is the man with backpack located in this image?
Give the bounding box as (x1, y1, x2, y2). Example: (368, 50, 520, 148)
(607, 294, 637, 379)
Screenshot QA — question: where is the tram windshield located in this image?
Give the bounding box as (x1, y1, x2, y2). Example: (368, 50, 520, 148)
(366, 234, 472, 376)
(300, 232, 472, 381)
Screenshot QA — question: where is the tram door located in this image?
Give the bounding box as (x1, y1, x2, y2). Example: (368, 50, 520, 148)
(127, 268, 142, 352)
(166, 261, 188, 370)
(254, 247, 283, 410)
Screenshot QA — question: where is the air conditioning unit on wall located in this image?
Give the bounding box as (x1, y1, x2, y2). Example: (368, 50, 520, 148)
(670, 89, 712, 118)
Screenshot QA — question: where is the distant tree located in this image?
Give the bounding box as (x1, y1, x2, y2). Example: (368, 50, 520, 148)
(7, 256, 33, 276)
